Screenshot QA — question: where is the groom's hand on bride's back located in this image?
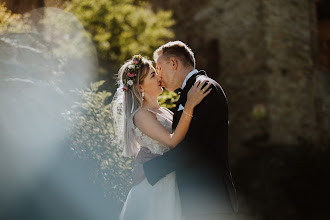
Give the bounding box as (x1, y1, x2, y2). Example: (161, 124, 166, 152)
(135, 147, 160, 164)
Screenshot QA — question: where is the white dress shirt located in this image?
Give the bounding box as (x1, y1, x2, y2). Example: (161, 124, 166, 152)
(181, 69, 198, 89)
(178, 69, 199, 111)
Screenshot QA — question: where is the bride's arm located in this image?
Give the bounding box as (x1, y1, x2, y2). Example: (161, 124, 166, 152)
(134, 80, 211, 148)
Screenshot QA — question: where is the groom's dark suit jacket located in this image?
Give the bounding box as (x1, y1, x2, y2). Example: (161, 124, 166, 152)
(143, 70, 238, 216)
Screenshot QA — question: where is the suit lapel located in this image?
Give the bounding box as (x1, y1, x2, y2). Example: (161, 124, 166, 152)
(173, 70, 207, 129)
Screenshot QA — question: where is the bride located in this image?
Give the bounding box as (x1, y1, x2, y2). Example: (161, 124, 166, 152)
(111, 55, 211, 220)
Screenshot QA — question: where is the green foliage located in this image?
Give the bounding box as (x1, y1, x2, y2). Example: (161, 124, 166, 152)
(64, 0, 175, 63)
(63, 80, 134, 203)
(158, 90, 179, 110)
(0, 3, 30, 34)
(63, 0, 177, 106)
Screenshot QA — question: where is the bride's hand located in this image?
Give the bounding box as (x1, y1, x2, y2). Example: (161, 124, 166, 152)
(186, 80, 212, 109)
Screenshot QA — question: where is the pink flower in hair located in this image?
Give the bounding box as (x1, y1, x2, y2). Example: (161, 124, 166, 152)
(123, 86, 129, 91)
(127, 72, 135, 77)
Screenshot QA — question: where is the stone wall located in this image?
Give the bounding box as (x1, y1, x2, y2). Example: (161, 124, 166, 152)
(263, 0, 317, 144)
(149, 0, 328, 151)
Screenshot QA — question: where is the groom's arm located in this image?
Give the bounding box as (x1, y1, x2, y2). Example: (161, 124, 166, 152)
(143, 82, 227, 185)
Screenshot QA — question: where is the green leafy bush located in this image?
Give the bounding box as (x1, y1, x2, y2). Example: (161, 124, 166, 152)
(64, 0, 175, 63)
(158, 89, 179, 110)
(63, 0, 178, 108)
(0, 3, 30, 34)
(63, 80, 134, 203)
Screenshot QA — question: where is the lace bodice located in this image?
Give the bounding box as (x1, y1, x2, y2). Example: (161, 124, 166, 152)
(134, 110, 173, 155)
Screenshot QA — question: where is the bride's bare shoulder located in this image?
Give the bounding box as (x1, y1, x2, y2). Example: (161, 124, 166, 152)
(133, 108, 156, 126)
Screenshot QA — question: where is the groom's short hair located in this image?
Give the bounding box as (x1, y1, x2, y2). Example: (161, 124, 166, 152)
(153, 41, 195, 68)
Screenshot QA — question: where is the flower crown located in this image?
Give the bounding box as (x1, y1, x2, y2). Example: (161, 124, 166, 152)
(122, 55, 143, 91)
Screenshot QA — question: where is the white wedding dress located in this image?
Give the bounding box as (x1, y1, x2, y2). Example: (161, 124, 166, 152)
(119, 111, 182, 220)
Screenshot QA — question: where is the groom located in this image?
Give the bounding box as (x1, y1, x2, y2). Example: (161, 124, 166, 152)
(133, 41, 238, 219)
